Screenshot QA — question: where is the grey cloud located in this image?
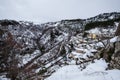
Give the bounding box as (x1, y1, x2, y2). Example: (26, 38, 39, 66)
(0, 0, 120, 23)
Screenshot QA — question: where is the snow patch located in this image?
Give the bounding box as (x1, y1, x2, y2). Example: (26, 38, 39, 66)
(45, 59, 120, 80)
(110, 36, 118, 43)
(88, 28, 101, 35)
(0, 75, 10, 80)
(21, 50, 40, 65)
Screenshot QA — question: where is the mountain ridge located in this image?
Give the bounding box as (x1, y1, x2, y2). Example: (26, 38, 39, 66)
(0, 12, 120, 80)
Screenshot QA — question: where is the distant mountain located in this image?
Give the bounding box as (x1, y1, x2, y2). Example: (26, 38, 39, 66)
(0, 12, 120, 80)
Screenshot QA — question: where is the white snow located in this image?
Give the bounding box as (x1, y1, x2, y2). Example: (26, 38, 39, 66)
(45, 57, 62, 68)
(96, 42, 105, 47)
(53, 22, 60, 26)
(21, 50, 40, 65)
(72, 47, 96, 59)
(83, 59, 108, 72)
(110, 36, 118, 43)
(115, 22, 119, 27)
(0, 75, 10, 80)
(71, 51, 83, 56)
(35, 67, 42, 73)
(45, 59, 120, 80)
(22, 30, 35, 38)
(88, 28, 101, 35)
(109, 16, 114, 19)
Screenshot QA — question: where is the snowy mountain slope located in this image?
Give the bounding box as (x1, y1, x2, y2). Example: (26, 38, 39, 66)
(0, 12, 120, 80)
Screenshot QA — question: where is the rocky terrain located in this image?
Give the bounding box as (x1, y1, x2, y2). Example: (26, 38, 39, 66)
(0, 12, 120, 80)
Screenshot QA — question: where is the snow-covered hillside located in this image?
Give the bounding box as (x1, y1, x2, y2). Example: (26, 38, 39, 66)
(0, 12, 120, 80)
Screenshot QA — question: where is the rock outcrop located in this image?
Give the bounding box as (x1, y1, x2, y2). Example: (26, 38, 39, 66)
(115, 22, 120, 36)
(109, 23, 120, 69)
(109, 38, 120, 69)
(98, 23, 120, 69)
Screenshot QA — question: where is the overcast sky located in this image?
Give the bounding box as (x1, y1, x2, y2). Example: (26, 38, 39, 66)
(0, 0, 120, 23)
